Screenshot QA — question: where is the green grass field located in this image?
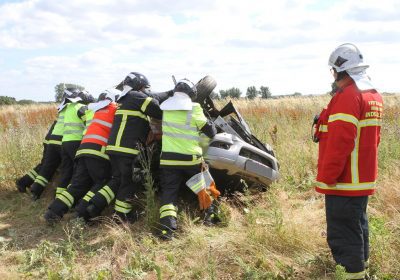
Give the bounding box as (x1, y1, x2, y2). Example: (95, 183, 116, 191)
(0, 95, 399, 279)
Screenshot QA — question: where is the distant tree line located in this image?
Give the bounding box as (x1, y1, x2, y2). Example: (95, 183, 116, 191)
(211, 85, 273, 100)
(0, 96, 36, 105)
(208, 86, 307, 100)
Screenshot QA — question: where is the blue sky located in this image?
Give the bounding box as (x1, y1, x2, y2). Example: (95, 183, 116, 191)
(1, 0, 400, 101)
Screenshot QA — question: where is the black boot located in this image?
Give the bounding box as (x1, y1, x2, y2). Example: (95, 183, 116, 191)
(15, 175, 33, 193)
(113, 210, 140, 224)
(44, 209, 62, 224)
(203, 201, 221, 226)
(158, 216, 177, 241)
(86, 203, 102, 219)
(30, 183, 44, 200)
(74, 200, 90, 221)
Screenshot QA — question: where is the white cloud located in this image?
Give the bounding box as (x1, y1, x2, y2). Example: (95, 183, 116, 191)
(0, 0, 399, 101)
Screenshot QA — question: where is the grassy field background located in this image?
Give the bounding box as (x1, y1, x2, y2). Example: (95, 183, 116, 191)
(0, 95, 399, 279)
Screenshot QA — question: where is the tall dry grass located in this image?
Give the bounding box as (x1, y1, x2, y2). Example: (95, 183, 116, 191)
(0, 95, 399, 279)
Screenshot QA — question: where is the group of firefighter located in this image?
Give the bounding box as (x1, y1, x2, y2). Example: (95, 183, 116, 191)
(16, 73, 220, 240)
(14, 43, 383, 280)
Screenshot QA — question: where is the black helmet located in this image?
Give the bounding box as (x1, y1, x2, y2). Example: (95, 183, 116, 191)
(116, 72, 150, 92)
(97, 92, 108, 101)
(174, 79, 197, 100)
(63, 88, 81, 99)
(78, 90, 95, 104)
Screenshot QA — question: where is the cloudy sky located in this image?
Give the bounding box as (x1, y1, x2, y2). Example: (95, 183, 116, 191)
(1, 0, 399, 101)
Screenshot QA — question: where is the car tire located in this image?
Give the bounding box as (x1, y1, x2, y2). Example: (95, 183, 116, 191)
(194, 75, 217, 104)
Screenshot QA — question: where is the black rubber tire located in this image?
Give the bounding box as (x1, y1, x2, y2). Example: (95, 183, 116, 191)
(194, 75, 217, 104)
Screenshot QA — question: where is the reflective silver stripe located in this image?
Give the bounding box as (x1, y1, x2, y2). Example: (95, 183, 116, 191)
(359, 119, 382, 127)
(162, 121, 197, 131)
(92, 119, 113, 128)
(64, 130, 84, 134)
(163, 131, 200, 141)
(316, 181, 376, 191)
(64, 122, 85, 128)
(186, 110, 193, 126)
(83, 134, 108, 142)
(328, 113, 358, 126)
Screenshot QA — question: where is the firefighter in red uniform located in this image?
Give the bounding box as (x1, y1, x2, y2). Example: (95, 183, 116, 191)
(44, 90, 118, 222)
(314, 43, 383, 280)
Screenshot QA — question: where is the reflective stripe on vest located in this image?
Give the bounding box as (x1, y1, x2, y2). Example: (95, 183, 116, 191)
(108, 108, 147, 155)
(161, 105, 204, 166)
(83, 109, 95, 135)
(328, 113, 382, 187)
(92, 119, 113, 128)
(162, 121, 198, 132)
(62, 103, 86, 142)
(83, 134, 108, 143)
(52, 111, 66, 136)
(160, 158, 203, 166)
(81, 103, 116, 147)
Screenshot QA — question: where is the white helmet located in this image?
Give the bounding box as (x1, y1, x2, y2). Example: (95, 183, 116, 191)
(328, 43, 369, 72)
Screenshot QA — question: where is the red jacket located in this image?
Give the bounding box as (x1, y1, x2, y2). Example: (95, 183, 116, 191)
(315, 79, 383, 196)
(76, 102, 117, 161)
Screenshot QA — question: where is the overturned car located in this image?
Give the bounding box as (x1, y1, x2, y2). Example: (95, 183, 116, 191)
(192, 76, 280, 193)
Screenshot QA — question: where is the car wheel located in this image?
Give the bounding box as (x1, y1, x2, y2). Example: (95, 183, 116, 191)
(194, 75, 217, 104)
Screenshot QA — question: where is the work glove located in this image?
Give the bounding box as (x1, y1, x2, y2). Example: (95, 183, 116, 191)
(186, 171, 212, 210)
(201, 163, 220, 200)
(197, 188, 212, 210)
(30, 183, 44, 200)
(208, 181, 220, 200)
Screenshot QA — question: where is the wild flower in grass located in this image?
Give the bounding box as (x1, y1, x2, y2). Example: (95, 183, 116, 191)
(137, 142, 159, 230)
(269, 124, 278, 145)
